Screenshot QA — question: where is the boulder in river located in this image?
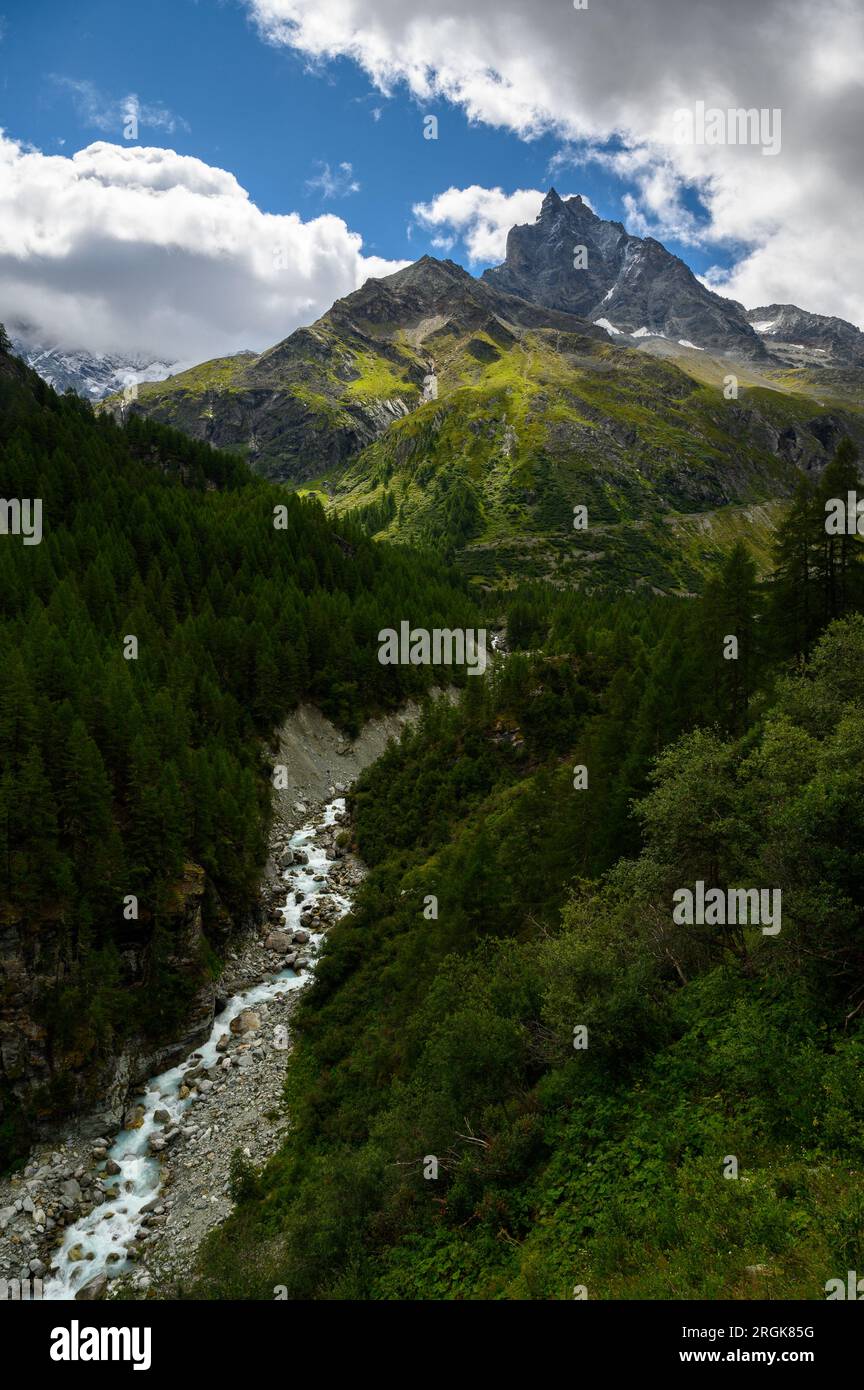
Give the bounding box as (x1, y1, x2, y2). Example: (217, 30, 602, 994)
(265, 931, 292, 952)
(75, 1274, 108, 1300)
(230, 1009, 261, 1036)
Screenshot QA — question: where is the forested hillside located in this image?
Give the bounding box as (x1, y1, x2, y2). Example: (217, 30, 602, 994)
(0, 345, 478, 1159)
(193, 454, 864, 1299)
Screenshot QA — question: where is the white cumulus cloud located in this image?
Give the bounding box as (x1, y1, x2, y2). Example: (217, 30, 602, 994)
(0, 134, 406, 362)
(245, 0, 864, 326)
(413, 186, 579, 264)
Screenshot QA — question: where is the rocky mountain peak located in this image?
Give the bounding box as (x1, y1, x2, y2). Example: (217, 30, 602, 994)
(385, 255, 474, 293)
(483, 189, 766, 359)
(539, 186, 564, 213)
(319, 255, 485, 343)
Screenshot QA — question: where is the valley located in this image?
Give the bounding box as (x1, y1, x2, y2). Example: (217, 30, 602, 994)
(0, 695, 440, 1300)
(2, 23, 863, 1317)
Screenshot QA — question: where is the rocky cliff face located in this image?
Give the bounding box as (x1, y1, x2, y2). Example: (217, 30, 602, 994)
(746, 303, 864, 368)
(124, 373, 413, 484)
(0, 865, 220, 1140)
(482, 189, 767, 358)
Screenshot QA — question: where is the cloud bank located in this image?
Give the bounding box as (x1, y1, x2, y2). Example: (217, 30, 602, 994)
(0, 134, 404, 362)
(247, 0, 864, 326)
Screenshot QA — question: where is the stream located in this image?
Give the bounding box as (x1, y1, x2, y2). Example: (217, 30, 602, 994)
(42, 798, 350, 1300)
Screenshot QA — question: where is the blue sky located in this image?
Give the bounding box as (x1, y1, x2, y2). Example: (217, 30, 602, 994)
(1, 0, 859, 361)
(0, 0, 730, 277)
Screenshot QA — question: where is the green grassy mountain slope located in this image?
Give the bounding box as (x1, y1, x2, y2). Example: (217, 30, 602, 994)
(108, 247, 864, 592)
(106, 258, 561, 481)
(320, 317, 862, 590)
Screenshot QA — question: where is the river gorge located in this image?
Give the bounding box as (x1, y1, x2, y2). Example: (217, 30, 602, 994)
(0, 699, 433, 1301)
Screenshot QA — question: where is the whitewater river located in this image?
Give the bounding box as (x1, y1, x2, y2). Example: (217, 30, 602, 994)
(43, 799, 350, 1300)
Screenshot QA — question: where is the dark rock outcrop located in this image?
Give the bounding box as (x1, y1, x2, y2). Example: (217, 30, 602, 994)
(0, 864, 216, 1139)
(483, 189, 767, 359)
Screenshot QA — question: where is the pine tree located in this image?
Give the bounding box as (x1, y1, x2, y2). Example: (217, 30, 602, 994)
(814, 438, 862, 624)
(769, 438, 863, 658)
(703, 540, 761, 733)
(768, 475, 822, 658)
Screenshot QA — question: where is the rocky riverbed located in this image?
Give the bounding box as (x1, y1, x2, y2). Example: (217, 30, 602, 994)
(0, 695, 457, 1300)
(134, 804, 366, 1297)
(0, 793, 363, 1300)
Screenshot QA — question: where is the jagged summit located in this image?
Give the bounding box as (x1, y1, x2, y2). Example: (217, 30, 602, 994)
(484, 189, 766, 358)
(294, 249, 604, 350)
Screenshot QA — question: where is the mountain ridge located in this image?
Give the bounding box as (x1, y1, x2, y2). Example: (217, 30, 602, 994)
(746, 302, 864, 368)
(77, 191, 864, 589)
